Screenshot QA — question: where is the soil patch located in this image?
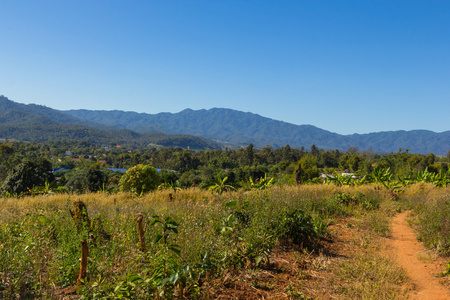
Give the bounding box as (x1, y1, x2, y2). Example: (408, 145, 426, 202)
(208, 218, 410, 299)
(388, 211, 450, 299)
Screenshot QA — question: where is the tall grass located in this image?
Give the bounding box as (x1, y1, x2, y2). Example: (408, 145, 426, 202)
(402, 183, 450, 255)
(0, 185, 402, 298)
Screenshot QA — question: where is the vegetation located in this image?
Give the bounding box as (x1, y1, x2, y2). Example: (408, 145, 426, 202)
(119, 164, 160, 195)
(65, 106, 450, 154)
(402, 183, 450, 256)
(0, 185, 409, 299)
(0, 139, 448, 195)
(0, 96, 221, 150)
(2, 95, 449, 154)
(0, 139, 449, 298)
(1, 157, 54, 195)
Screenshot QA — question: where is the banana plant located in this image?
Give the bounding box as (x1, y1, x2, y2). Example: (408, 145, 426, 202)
(247, 173, 274, 190)
(29, 179, 57, 195)
(325, 171, 354, 186)
(158, 180, 182, 193)
(204, 172, 237, 194)
(397, 176, 410, 187)
(416, 167, 435, 183)
(353, 175, 369, 186)
(415, 167, 450, 187)
(372, 166, 393, 189)
(434, 169, 450, 187)
(417, 168, 450, 187)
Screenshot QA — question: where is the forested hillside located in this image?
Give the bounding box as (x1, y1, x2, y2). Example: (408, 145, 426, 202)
(66, 107, 450, 154)
(0, 96, 221, 150)
(1, 95, 449, 154)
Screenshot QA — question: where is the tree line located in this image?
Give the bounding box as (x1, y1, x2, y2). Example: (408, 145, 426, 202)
(0, 139, 449, 196)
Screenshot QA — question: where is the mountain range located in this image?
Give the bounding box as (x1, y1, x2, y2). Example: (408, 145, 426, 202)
(0, 96, 221, 149)
(1, 95, 449, 154)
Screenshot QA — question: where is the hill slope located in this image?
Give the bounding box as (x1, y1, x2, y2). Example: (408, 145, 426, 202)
(65, 108, 450, 154)
(1, 95, 447, 154)
(0, 96, 221, 150)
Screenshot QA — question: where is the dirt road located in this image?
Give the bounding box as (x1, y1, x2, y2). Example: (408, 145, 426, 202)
(390, 211, 449, 299)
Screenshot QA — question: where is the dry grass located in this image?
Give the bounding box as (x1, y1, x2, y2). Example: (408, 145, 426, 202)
(402, 183, 450, 255)
(0, 184, 440, 299)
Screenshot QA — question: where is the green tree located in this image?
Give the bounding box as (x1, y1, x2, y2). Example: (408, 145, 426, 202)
(310, 144, 320, 158)
(1, 157, 54, 195)
(318, 149, 340, 168)
(339, 153, 361, 173)
(296, 154, 320, 182)
(119, 164, 160, 195)
(246, 144, 255, 165)
(0, 144, 14, 156)
(0, 143, 15, 182)
(65, 169, 106, 193)
(282, 144, 293, 161)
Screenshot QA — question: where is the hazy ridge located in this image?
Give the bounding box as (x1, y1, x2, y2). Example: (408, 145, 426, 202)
(0, 95, 448, 154)
(65, 107, 449, 154)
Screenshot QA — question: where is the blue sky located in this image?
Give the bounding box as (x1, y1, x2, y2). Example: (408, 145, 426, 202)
(1, 0, 449, 135)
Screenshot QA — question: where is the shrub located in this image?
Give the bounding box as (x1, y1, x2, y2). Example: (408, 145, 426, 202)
(1, 157, 54, 195)
(119, 164, 160, 195)
(281, 209, 317, 245)
(65, 169, 106, 193)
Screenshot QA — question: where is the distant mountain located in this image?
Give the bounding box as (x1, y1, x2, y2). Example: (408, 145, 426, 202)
(1, 95, 448, 154)
(0, 96, 107, 128)
(64, 108, 346, 148)
(0, 96, 221, 150)
(65, 108, 450, 155)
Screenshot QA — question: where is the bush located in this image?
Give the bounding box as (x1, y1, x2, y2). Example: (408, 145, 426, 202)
(1, 157, 54, 195)
(119, 164, 160, 195)
(65, 169, 106, 193)
(281, 209, 317, 244)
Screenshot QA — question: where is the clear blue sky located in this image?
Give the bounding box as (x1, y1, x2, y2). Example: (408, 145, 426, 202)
(1, 0, 449, 135)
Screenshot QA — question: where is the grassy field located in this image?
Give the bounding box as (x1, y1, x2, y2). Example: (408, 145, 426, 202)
(0, 184, 448, 299)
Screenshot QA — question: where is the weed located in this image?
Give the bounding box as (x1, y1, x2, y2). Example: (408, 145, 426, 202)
(0, 184, 442, 298)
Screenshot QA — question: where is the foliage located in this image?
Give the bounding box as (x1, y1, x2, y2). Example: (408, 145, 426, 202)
(0, 185, 350, 298)
(403, 185, 450, 255)
(202, 172, 237, 194)
(246, 173, 274, 190)
(119, 164, 160, 195)
(280, 209, 318, 245)
(296, 154, 320, 183)
(325, 171, 355, 187)
(416, 167, 450, 187)
(1, 139, 449, 199)
(65, 169, 106, 193)
(2, 183, 447, 298)
(1, 157, 54, 195)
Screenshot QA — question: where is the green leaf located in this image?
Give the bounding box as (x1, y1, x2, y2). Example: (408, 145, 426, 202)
(226, 200, 237, 207)
(165, 216, 178, 224)
(168, 227, 178, 234)
(150, 219, 161, 226)
(127, 274, 143, 283)
(170, 272, 179, 284)
(169, 246, 181, 255)
(155, 233, 163, 243)
(160, 278, 170, 287)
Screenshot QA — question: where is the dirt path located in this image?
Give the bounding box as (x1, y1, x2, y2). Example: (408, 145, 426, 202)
(389, 211, 450, 299)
